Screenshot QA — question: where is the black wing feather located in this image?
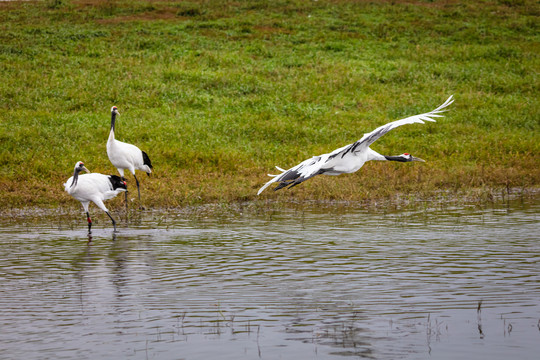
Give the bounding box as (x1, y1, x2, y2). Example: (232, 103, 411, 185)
(142, 151, 153, 169)
(108, 175, 127, 190)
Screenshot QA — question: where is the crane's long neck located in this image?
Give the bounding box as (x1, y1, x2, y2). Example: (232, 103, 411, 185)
(109, 112, 116, 141)
(110, 111, 117, 132)
(383, 155, 408, 162)
(70, 168, 80, 188)
(367, 149, 406, 162)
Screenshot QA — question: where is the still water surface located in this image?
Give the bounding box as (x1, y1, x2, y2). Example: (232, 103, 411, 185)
(0, 200, 539, 359)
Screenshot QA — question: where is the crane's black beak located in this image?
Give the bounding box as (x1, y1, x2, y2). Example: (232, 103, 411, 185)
(411, 156, 425, 162)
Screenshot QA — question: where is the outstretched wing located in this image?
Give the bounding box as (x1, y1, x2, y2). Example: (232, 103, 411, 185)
(327, 95, 454, 161)
(257, 95, 453, 195)
(257, 155, 329, 195)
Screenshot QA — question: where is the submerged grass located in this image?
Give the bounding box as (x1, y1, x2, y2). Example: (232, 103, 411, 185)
(0, 0, 538, 210)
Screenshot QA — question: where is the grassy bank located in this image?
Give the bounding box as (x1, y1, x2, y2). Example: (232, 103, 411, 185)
(0, 0, 538, 211)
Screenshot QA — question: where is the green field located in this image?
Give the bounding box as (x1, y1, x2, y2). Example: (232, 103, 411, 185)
(0, 0, 538, 211)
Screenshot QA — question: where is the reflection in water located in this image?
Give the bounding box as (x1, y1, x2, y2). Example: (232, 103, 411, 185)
(0, 200, 539, 359)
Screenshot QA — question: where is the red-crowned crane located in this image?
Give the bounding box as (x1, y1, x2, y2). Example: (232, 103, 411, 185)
(64, 161, 127, 233)
(258, 95, 454, 195)
(106, 106, 153, 210)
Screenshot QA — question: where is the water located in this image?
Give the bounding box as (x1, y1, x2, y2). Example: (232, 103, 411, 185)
(0, 200, 539, 359)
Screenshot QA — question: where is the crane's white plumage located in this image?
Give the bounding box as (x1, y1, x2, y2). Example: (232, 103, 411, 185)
(106, 106, 153, 209)
(258, 95, 454, 195)
(64, 161, 127, 233)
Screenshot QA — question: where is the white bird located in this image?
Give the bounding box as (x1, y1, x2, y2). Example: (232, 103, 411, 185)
(258, 95, 454, 195)
(64, 161, 127, 233)
(106, 106, 153, 209)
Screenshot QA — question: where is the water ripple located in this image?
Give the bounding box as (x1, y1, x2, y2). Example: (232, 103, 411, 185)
(0, 201, 539, 359)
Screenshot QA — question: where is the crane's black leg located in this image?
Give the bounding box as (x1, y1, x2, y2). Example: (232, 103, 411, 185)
(122, 176, 129, 214)
(121, 175, 128, 215)
(133, 174, 144, 210)
(86, 212, 92, 234)
(105, 211, 117, 232)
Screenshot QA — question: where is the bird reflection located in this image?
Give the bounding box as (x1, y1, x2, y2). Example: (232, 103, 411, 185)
(108, 236, 131, 301)
(86, 230, 117, 244)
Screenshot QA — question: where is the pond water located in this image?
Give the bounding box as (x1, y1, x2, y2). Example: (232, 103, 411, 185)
(0, 199, 539, 359)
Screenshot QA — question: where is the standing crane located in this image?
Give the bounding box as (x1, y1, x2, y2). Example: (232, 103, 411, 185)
(64, 161, 127, 233)
(258, 95, 454, 195)
(106, 106, 153, 210)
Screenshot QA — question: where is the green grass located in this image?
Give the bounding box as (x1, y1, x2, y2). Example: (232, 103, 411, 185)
(0, 0, 538, 210)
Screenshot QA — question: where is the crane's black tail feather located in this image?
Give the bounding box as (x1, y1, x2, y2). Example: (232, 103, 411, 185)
(108, 175, 128, 190)
(142, 151, 153, 170)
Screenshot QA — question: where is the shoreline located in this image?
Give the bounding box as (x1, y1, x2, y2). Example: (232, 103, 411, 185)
(2, 186, 538, 221)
